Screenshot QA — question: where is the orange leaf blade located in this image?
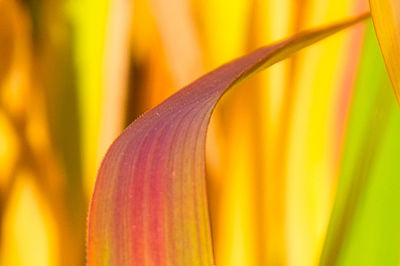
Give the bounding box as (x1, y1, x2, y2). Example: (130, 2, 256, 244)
(370, 0, 400, 103)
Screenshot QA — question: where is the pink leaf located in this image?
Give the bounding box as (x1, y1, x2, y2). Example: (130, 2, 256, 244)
(87, 13, 368, 266)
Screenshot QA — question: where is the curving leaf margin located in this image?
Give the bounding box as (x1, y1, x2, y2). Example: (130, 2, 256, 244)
(369, 0, 400, 104)
(87, 13, 369, 266)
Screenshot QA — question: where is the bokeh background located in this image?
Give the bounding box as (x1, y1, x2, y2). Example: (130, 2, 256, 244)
(1, 0, 399, 265)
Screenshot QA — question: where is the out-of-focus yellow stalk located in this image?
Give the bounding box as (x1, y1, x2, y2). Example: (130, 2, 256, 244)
(286, 1, 367, 265)
(130, 0, 176, 110)
(251, 0, 294, 264)
(67, 0, 109, 197)
(0, 2, 58, 265)
(1, 174, 58, 266)
(99, 0, 133, 178)
(0, 113, 18, 188)
(199, 1, 256, 265)
(149, 0, 203, 88)
(200, 0, 251, 67)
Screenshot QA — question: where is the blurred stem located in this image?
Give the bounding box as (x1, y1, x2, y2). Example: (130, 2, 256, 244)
(0, 105, 85, 265)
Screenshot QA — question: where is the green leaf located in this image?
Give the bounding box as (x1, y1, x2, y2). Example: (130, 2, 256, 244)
(319, 23, 400, 266)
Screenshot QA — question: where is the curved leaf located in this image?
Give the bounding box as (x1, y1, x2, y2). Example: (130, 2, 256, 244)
(87, 13, 368, 266)
(370, 0, 400, 103)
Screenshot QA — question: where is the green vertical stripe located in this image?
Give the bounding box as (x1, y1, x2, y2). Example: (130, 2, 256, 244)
(320, 22, 400, 265)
